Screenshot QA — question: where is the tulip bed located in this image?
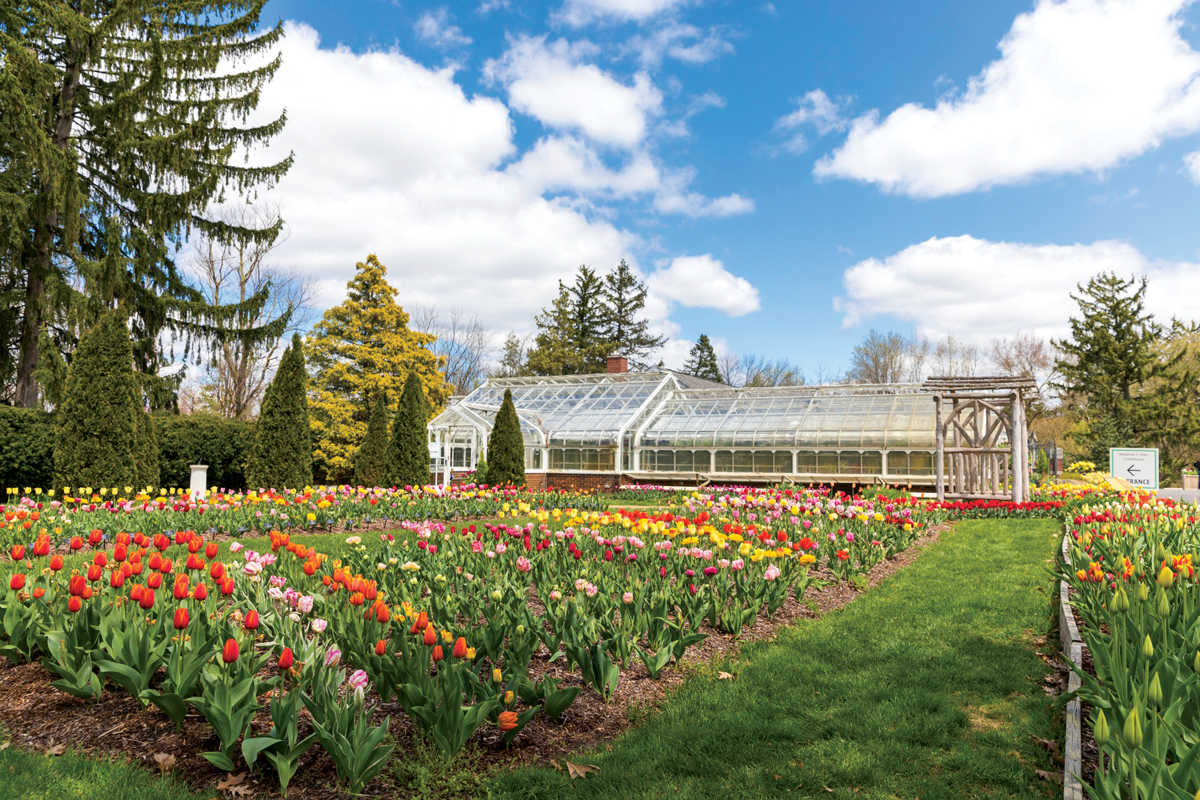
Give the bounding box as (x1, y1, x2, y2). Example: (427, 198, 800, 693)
(0, 484, 606, 552)
(1062, 496, 1200, 800)
(0, 483, 1093, 797)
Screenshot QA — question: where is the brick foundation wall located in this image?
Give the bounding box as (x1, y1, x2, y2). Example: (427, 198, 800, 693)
(540, 472, 620, 492)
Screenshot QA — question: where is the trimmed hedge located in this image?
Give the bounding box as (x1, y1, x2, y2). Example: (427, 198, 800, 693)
(155, 413, 255, 492)
(0, 407, 56, 490)
(0, 409, 254, 492)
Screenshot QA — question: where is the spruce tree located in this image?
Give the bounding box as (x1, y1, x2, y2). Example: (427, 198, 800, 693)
(486, 389, 525, 487)
(353, 392, 390, 488)
(53, 310, 138, 490)
(526, 282, 579, 376)
(134, 407, 161, 490)
(602, 260, 666, 368)
(246, 334, 313, 490)
(386, 372, 431, 488)
(682, 334, 723, 382)
(1, 1, 292, 409)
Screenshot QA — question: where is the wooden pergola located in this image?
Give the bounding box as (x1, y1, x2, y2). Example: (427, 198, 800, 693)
(926, 376, 1038, 502)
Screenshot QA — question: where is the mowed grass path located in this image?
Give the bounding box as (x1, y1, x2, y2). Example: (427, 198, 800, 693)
(491, 519, 1063, 800)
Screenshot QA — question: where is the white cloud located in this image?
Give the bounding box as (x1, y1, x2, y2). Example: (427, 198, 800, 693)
(836, 234, 1200, 341)
(415, 9, 473, 49)
(245, 23, 634, 331)
(625, 22, 734, 69)
(556, 0, 696, 26)
(647, 254, 761, 317)
(774, 89, 849, 154)
(1185, 149, 1200, 182)
(507, 135, 662, 196)
(815, 0, 1200, 197)
(484, 35, 663, 148)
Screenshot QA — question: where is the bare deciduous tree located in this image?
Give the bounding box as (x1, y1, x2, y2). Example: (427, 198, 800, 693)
(846, 329, 908, 383)
(718, 352, 804, 387)
(989, 331, 1058, 417)
(932, 334, 980, 378)
(492, 332, 530, 379)
(190, 204, 312, 419)
(411, 305, 492, 394)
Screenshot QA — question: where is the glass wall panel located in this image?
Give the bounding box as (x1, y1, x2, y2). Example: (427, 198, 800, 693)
(887, 451, 909, 474)
(733, 450, 753, 471)
(715, 450, 733, 471)
(909, 451, 934, 475)
(817, 451, 838, 472)
(796, 451, 817, 472)
(838, 451, 862, 474)
(861, 451, 883, 474)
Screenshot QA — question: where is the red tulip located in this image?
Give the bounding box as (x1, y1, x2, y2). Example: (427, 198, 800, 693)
(130, 585, 144, 602)
(68, 596, 82, 613)
(193, 582, 208, 600)
(221, 578, 234, 595)
(431, 645, 443, 662)
(409, 611, 428, 635)
(69, 536, 83, 550)
(173, 576, 189, 600)
(423, 624, 437, 647)
(244, 609, 259, 630)
(375, 639, 387, 656)
(113, 544, 127, 563)
(205, 542, 219, 559)
(147, 573, 163, 590)
(374, 603, 389, 623)
(110, 571, 125, 589)
(88, 529, 103, 546)
(10, 545, 25, 560)
(49, 555, 63, 571)
(210, 562, 224, 581)
(452, 637, 468, 659)
(9, 573, 25, 591)
(278, 647, 294, 670)
(33, 537, 49, 557)
(139, 588, 155, 610)
(159, 558, 172, 574)
(93, 552, 107, 568)
(32, 587, 44, 599)
(173, 607, 189, 629)
(86, 564, 102, 582)
(68, 575, 85, 596)
(148, 553, 162, 571)
(222, 638, 239, 663)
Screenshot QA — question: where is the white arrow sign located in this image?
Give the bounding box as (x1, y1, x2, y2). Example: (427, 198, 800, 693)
(1110, 448, 1158, 490)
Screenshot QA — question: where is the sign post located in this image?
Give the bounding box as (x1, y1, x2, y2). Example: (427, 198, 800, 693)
(1109, 448, 1159, 491)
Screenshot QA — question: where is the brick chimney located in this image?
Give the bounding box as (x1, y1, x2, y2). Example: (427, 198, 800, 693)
(606, 355, 628, 374)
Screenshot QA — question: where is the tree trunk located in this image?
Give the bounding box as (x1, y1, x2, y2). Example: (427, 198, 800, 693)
(15, 43, 84, 408)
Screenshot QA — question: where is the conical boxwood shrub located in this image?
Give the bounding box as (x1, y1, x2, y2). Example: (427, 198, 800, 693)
(246, 334, 313, 490)
(354, 391, 390, 488)
(385, 372, 430, 488)
(486, 388, 525, 487)
(54, 310, 139, 491)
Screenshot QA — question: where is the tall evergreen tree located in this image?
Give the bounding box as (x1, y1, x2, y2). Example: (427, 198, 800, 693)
(602, 260, 666, 368)
(354, 391, 390, 488)
(0, 2, 293, 409)
(308, 255, 446, 481)
(526, 282, 578, 376)
(134, 407, 160, 490)
(682, 334, 723, 382)
(386, 372, 431, 488)
(53, 310, 138, 490)
(486, 389, 525, 487)
(246, 334, 312, 490)
(568, 265, 609, 372)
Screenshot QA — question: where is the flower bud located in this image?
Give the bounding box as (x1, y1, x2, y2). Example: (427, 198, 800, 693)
(1157, 589, 1171, 619)
(1142, 635, 1155, 661)
(1123, 706, 1143, 749)
(1158, 565, 1175, 589)
(1113, 587, 1129, 614)
(1149, 672, 1163, 708)
(1137, 582, 1149, 603)
(493, 668, 502, 683)
(1093, 708, 1109, 747)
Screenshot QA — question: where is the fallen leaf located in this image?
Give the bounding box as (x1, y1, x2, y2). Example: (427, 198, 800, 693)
(566, 761, 601, 780)
(823, 786, 834, 793)
(718, 671, 734, 680)
(154, 753, 177, 773)
(1035, 769, 1063, 784)
(217, 772, 246, 791)
(0, 741, 10, 751)
(550, 759, 562, 772)
(46, 744, 66, 756)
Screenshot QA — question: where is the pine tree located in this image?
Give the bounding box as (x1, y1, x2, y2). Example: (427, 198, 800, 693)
(602, 260, 665, 368)
(569, 265, 609, 372)
(53, 310, 138, 490)
(526, 282, 578, 376)
(0, 1, 292, 409)
(308, 255, 447, 481)
(246, 334, 313, 490)
(134, 407, 161, 490)
(682, 334, 723, 382)
(386, 372, 431, 488)
(486, 389, 525, 487)
(353, 392, 390, 488)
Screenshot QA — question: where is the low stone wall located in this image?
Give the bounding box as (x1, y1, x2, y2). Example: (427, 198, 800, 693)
(1059, 534, 1085, 800)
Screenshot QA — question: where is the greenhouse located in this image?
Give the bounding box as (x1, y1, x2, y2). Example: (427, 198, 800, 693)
(428, 362, 958, 490)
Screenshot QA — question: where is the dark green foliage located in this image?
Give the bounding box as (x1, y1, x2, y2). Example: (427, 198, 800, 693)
(473, 457, 488, 486)
(682, 334, 722, 383)
(386, 372, 431, 488)
(0, 407, 55, 489)
(1, 0, 293, 409)
(155, 414, 255, 491)
(527, 262, 663, 375)
(486, 389, 525, 488)
(601, 260, 666, 368)
(354, 392, 390, 488)
(134, 408, 160, 489)
(53, 311, 138, 490)
(246, 334, 313, 490)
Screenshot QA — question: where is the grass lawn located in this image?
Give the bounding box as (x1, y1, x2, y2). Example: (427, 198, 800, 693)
(0, 741, 209, 800)
(490, 518, 1063, 800)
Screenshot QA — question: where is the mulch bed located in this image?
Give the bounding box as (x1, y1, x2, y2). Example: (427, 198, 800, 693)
(0, 524, 946, 799)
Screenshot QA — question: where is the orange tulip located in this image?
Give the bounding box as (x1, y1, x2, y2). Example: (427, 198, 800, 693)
(452, 637, 468, 659)
(68, 596, 82, 613)
(278, 647, 294, 670)
(376, 639, 387, 656)
(497, 711, 519, 731)
(423, 624, 437, 647)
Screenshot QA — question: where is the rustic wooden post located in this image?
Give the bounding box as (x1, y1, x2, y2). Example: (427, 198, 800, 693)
(935, 393, 944, 501)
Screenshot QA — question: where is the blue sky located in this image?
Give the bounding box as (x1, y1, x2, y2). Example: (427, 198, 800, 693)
(249, 0, 1200, 375)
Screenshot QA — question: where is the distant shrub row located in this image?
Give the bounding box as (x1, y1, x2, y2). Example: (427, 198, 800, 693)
(0, 407, 255, 492)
